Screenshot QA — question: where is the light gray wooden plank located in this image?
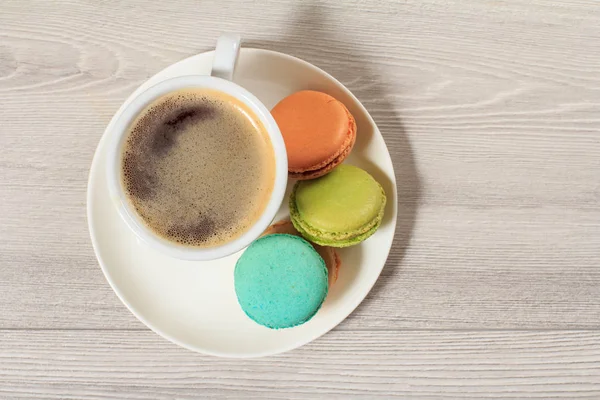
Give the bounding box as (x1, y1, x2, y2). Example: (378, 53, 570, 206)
(1, 0, 599, 330)
(1, 330, 599, 399)
(0, 207, 598, 329)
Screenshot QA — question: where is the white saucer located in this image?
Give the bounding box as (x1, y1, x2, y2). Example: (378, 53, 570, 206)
(87, 48, 397, 358)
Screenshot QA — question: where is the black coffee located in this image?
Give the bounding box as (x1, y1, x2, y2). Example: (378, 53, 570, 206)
(121, 89, 275, 247)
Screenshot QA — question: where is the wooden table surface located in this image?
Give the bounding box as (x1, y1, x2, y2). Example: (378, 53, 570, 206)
(1, 0, 599, 398)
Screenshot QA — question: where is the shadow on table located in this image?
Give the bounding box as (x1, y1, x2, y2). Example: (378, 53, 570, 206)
(245, 3, 421, 315)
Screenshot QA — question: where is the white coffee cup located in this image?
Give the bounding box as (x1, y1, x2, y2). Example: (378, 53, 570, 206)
(106, 34, 288, 261)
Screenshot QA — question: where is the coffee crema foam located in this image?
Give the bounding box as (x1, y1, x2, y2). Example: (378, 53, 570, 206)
(121, 89, 275, 247)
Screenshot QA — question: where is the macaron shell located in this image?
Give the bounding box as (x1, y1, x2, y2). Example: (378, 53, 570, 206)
(271, 90, 356, 176)
(292, 208, 384, 247)
(234, 234, 328, 329)
(295, 165, 385, 232)
(288, 123, 356, 180)
(289, 165, 387, 247)
(263, 219, 341, 287)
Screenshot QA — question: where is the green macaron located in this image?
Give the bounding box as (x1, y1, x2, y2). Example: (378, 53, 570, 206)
(234, 234, 328, 329)
(290, 164, 386, 247)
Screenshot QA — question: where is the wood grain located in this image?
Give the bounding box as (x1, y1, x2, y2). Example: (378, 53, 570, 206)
(1, 0, 599, 330)
(0, 0, 599, 397)
(1, 330, 599, 399)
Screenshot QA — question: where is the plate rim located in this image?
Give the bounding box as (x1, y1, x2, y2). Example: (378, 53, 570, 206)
(87, 47, 398, 358)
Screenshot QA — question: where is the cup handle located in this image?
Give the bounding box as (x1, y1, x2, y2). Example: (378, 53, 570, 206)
(210, 33, 241, 81)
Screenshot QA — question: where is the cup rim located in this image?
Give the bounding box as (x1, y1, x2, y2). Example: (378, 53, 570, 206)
(106, 75, 288, 261)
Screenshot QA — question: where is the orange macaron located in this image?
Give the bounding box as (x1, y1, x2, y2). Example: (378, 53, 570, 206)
(271, 90, 356, 180)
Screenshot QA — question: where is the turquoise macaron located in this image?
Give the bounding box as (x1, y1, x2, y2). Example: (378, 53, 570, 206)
(234, 234, 328, 329)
